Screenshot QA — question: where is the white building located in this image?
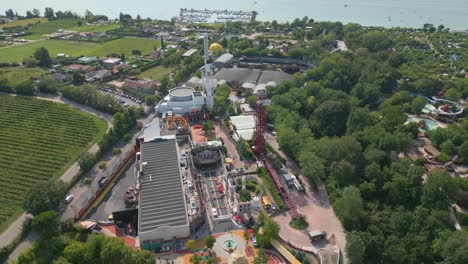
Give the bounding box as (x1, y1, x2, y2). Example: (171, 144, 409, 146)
(230, 115, 256, 141)
(156, 86, 206, 115)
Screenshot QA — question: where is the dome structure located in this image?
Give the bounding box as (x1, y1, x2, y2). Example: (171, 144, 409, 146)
(209, 43, 224, 53)
(169, 86, 195, 102)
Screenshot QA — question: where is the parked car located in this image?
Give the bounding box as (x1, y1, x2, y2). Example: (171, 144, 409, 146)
(65, 194, 74, 204)
(155, 246, 171, 253)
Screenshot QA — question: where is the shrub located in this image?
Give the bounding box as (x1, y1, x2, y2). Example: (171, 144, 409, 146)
(289, 215, 309, 230)
(123, 133, 132, 142)
(414, 157, 428, 165)
(98, 161, 107, 171)
(112, 147, 121, 156)
(457, 212, 468, 226)
(257, 167, 284, 209)
(84, 178, 92, 185)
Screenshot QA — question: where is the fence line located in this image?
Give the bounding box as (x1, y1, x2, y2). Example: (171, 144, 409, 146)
(76, 143, 137, 220)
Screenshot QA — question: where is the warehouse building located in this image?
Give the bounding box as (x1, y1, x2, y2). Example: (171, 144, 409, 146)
(214, 68, 291, 93)
(138, 136, 190, 245)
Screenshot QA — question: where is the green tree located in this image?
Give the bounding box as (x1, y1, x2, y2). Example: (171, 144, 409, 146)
(334, 186, 366, 230)
(298, 151, 325, 187)
(63, 241, 87, 264)
(442, 231, 468, 264)
(410, 97, 427, 114)
(37, 76, 59, 94)
(23, 57, 38, 68)
(311, 100, 350, 137)
(330, 160, 357, 187)
(287, 47, 306, 60)
(128, 69, 141, 76)
(247, 95, 257, 109)
(15, 249, 36, 263)
(144, 95, 157, 106)
(34, 47, 52, 67)
(440, 140, 456, 156)
(72, 72, 85, 84)
(458, 141, 468, 162)
(159, 75, 170, 95)
(101, 238, 131, 263)
(253, 249, 269, 264)
(381, 105, 406, 131)
(346, 232, 366, 264)
(53, 257, 72, 264)
(190, 254, 201, 264)
(131, 250, 154, 264)
(15, 80, 35, 95)
(202, 121, 214, 134)
(262, 218, 280, 243)
(0, 78, 13, 93)
(23, 180, 66, 215)
(444, 88, 461, 102)
(32, 210, 60, 239)
(5, 9, 15, 18)
(204, 235, 216, 249)
(422, 170, 459, 209)
(186, 239, 197, 251)
(77, 20, 83, 27)
(44, 7, 55, 19)
(78, 152, 96, 173)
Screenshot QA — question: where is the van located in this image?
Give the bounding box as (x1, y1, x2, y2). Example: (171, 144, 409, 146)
(308, 230, 327, 241)
(65, 195, 74, 204)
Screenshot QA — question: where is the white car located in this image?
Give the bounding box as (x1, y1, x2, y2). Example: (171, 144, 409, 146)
(212, 208, 219, 217)
(65, 195, 74, 204)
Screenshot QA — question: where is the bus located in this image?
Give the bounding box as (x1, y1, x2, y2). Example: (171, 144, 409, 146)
(262, 196, 271, 210)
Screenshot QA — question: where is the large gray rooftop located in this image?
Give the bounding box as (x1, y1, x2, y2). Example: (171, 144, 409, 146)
(139, 137, 188, 233)
(214, 68, 291, 85)
(137, 118, 161, 142)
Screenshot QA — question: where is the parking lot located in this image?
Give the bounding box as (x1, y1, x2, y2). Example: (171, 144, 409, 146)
(88, 162, 137, 221)
(99, 88, 145, 109)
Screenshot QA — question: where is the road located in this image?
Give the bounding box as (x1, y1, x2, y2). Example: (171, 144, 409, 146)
(88, 163, 137, 221)
(6, 232, 38, 263)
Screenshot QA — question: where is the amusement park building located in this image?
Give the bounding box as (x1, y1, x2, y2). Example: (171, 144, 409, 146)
(156, 86, 205, 115)
(138, 137, 190, 244)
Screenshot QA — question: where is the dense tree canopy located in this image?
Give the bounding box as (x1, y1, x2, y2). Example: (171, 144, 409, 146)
(23, 180, 66, 215)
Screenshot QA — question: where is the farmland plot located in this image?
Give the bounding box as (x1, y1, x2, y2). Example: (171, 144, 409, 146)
(0, 94, 107, 227)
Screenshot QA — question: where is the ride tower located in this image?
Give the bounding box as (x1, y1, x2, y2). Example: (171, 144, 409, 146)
(202, 33, 215, 111)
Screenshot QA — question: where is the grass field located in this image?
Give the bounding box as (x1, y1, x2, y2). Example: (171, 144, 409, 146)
(24, 19, 83, 39)
(0, 37, 160, 63)
(20, 19, 119, 40)
(0, 94, 107, 229)
(67, 23, 120, 33)
(1, 17, 48, 29)
(0, 67, 47, 86)
(138, 65, 174, 81)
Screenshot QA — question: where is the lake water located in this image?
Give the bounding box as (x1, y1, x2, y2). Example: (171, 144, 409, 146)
(4, 0, 468, 29)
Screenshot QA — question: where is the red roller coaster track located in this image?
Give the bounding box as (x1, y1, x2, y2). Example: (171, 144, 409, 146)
(264, 159, 300, 218)
(254, 90, 300, 219)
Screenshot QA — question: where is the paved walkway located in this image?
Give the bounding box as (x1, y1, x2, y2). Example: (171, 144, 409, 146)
(0, 213, 31, 249)
(7, 232, 38, 263)
(265, 133, 346, 263)
(212, 233, 246, 260)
